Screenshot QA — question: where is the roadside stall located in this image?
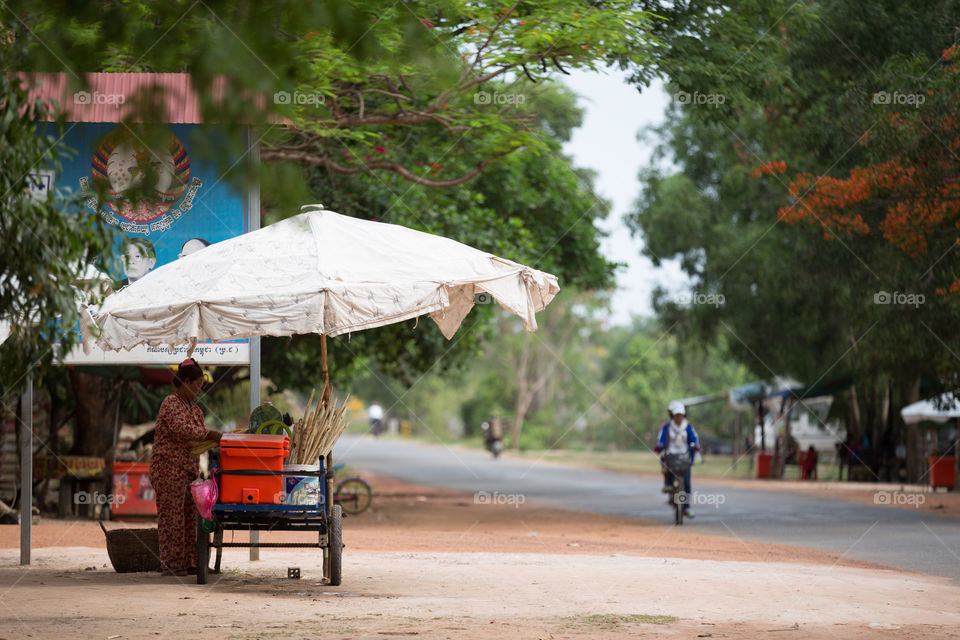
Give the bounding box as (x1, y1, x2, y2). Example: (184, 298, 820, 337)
(87, 206, 560, 584)
(189, 389, 351, 584)
(901, 393, 960, 490)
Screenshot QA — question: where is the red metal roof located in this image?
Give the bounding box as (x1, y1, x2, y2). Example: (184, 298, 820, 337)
(16, 72, 229, 123)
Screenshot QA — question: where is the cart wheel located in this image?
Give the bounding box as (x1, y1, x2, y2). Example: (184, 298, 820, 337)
(327, 504, 343, 586)
(196, 522, 209, 585)
(334, 477, 372, 515)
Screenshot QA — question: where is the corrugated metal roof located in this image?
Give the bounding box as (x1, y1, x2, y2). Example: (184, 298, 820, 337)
(16, 72, 225, 124)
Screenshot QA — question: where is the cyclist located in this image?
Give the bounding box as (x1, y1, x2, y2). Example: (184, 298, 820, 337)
(654, 400, 701, 519)
(367, 402, 384, 437)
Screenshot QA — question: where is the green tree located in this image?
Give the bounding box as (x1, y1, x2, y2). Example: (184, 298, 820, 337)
(600, 323, 680, 449)
(628, 0, 960, 481)
(262, 83, 615, 393)
(407, 288, 611, 451)
(2, 2, 654, 458)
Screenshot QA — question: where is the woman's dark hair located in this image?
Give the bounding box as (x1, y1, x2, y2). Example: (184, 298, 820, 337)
(173, 360, 203, 387)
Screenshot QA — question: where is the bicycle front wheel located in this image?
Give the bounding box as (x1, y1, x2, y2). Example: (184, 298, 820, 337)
(334, 477, 373, 515)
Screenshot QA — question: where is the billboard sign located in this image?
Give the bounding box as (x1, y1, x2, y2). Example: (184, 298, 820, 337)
(58, 122, 250, 365)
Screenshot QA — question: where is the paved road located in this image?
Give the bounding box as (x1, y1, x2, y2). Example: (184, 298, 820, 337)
(334, 434, 960, 582)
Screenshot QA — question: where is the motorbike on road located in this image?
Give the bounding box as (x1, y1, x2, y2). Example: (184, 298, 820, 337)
(481, 419, 505, 459)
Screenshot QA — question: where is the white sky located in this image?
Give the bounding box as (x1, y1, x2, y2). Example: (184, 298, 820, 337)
(561, 69, 689, 325)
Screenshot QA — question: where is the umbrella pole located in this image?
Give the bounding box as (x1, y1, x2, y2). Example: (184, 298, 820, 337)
(320, 333, 331, 407)
(320, 334, 334, 504)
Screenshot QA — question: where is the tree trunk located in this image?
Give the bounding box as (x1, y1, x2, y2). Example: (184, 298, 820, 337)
(880, 379, 903, 482)
(757, 401, 766, 451)
(904, 375, 924, 484)
(511, 340, 531, 452)
(847, 384, 862, 444)
(510, 401, 526, 452)
(511, 371, 541, 452)
(509, 334, 554, 452)
(905, 421, 924, 484)
(783, 397, 795, 478)
(67, 370, 120, 457)
(871, 379, 888, 477)
(842, 386, 863, 481)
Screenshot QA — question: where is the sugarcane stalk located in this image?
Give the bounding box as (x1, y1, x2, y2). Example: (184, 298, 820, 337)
(289, 381, 353, 464)
(303, 401, 325, 464)
(317, 394, 351, 457)
(302, 387, 316, 448)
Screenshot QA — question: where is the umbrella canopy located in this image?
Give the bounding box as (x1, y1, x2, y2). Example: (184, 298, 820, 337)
(91, 207, 559, 351)
(900, 392, 960, 425)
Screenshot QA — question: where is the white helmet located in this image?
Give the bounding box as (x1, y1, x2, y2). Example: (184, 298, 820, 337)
(668, 400, 686, 416)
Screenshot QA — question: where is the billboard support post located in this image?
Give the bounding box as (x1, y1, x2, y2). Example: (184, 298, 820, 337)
(247, 127, 261, 562)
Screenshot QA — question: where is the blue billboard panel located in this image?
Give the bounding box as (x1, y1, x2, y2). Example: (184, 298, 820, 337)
(60, 123, 250, 365)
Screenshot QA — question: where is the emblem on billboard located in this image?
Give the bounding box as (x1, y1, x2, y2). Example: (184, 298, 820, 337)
(79, 126, 202, 235)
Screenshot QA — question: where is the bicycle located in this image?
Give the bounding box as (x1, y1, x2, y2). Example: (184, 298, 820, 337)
(662, 453, 691, 526)
(331, 463, 373, 515)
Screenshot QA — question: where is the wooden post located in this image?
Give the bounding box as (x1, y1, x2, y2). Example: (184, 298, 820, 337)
(320, 334, 334, 504)
(249, 335, 261, 562)
(20, 374, 32, 565)
(320, 333, 331, 407)
(757, 400, 766, 452)
(732, 411, 740, 471)
(247, 126, 261, 562)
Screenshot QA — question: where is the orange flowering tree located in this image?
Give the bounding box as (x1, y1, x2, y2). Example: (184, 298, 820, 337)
(761, 45, 960, 290)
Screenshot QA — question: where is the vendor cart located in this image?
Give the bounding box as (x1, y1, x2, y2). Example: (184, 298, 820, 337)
(195, 459, 342, 585)
(91, 208, 560, 587)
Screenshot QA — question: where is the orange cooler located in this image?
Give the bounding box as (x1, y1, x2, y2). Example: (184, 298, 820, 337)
(930, 456, 956, 489)
(219, 433, 289, 504)
(111, 462, 157, 516)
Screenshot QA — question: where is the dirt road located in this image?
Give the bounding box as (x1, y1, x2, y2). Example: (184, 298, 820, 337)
(1, 474, 958, 639)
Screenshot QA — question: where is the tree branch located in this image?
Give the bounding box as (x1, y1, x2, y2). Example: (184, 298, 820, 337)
(260, 148, 501, 188)
(357, 88, 412, 101)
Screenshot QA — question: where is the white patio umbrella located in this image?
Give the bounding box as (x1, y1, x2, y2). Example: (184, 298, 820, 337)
(900, 392, 960, 425)
(89, 206, 559, 355)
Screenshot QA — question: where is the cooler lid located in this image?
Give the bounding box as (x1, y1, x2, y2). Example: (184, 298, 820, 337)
(221, 433, 289, 449)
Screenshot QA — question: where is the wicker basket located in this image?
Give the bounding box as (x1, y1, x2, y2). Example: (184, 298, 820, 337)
(99, 522, 162, 573)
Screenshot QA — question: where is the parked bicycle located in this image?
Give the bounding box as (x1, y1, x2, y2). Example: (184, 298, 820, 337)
(331, 463, 373, 515)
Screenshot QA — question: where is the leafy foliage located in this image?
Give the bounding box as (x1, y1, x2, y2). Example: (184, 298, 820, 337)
(0, 75, 119, 395)
(773, 47, 960, 279)
(261, 1, 658, 186)
(262, 83, 615, 392)
(628, 0, 960, 480)
(5, 1, 658, 188)
(2, 3, 643, 411)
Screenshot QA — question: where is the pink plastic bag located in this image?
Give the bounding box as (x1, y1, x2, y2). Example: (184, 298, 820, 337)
(190, 477, 218, 520)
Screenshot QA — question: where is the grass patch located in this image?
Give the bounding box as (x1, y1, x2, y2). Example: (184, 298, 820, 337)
(512, 448, 839, 481)
(567, 613, 679, 628)
(513, 448, 757, 479)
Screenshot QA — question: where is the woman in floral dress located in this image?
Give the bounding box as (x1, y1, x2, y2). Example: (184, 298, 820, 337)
(149, 359, 221, 576)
